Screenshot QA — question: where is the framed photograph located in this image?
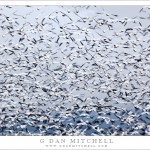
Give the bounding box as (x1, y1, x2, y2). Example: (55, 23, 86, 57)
(0, 1, 150, 150)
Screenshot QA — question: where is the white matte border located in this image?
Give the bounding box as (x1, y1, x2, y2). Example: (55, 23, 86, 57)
(0, 1, 149, 5)
(0, 136, 150, 149)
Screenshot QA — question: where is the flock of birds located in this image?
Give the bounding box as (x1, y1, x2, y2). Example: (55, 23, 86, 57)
(0, 5, 150, 135)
